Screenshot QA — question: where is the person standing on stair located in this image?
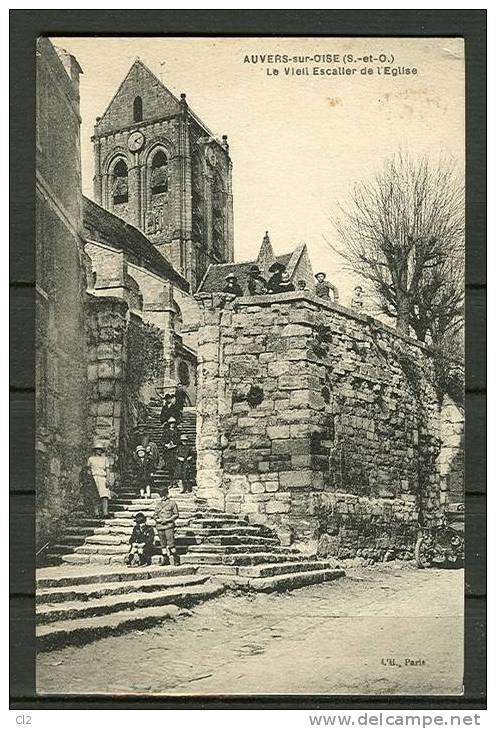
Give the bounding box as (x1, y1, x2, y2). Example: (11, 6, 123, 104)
(126, 512, 155, 567)
(159, 393, 180, 425)
(134, 444, 153, 499)
(154, 487, 180, 566)
(162, 417, 181, 487)
(141, 434, 160, 471)
(87, 442, 111, 517)
(175, 433, 195, 493)
(174, 383, 191, 422)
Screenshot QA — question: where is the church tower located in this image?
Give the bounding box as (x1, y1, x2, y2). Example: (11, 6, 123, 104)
(92, 59, 234, 291)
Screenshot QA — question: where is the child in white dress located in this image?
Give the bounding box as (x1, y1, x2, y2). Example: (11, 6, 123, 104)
(87, 443, 111, 517)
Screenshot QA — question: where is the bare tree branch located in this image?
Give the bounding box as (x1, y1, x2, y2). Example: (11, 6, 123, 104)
(330, 150, 464, 340)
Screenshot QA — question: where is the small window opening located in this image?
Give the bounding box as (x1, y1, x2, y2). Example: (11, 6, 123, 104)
(133, 96, 143, 122)
(150, 150, 168, 194)
(112, 159, 128, 204)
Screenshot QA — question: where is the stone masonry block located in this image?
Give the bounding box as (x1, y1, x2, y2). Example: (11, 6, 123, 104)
(267, 425, 290, 439)
(266, 500, 291, 514)
(290, 390, 310, 408)
(279, 470, 313, 489)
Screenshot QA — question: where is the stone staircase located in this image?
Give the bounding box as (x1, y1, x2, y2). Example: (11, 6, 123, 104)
(36, 563, 224, 652)
(137, 404, 197, 479)
(43, 491, 344, 592)
(39, 402, 344, 594)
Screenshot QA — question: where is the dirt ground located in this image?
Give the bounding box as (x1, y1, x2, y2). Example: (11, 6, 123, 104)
(37, 564, 464, 697)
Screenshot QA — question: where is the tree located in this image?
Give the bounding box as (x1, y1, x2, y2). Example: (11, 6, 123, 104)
(330, 151, 464, 339)
(410, 256, 464, 344)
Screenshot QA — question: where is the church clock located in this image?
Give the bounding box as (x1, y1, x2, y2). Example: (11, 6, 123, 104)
(128, 131, 145, 152)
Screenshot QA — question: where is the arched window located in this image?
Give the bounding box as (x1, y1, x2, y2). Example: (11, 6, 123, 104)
(178, 361, 190, 387)
(150, 150, 168, 194)
(172, 300, 183, 334)
(133, 96, 143, 122)
(112, 159, 128, 204)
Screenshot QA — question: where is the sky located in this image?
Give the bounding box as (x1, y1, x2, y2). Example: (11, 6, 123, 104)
(52, 36, 464, 304)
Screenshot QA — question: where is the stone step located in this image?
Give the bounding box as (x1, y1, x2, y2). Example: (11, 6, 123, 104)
(242, 568, 345, 593)
(71, 535, 280, 554)
(112, 502, 200, 512)
(61, 553, 124, 565)
(85, 534, 128, 545)
(74, 543, 130, 555)
(222, 552, 315, 567)
(46, 544, 80, 555)
(37, 581, 224, 625)
(112, 510, 157, 519)
(65, 527, 97, 536)
(72, 518, 105, 527)
(103, 516, 204, 527)
(178, 526, 275, 537)
(178, 535, 280, 547)
(82, 528, 276, 548)
(185, 544, 299, 555)
(109, 507, 237, 521)
(37, 564, 196, 589)
(92, 520, 190, 535)
(237, 560, 337, 579)
(54, 534, 91, 546)
(37, 573, 210, 605)
(186, 518, 252, 528)
(180, 550, 302, 566)
(113, 496, 203, 505)
(37, 603, 182, 652)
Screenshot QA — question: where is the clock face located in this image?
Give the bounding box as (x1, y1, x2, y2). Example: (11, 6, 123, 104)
(128, 131, 145, 152)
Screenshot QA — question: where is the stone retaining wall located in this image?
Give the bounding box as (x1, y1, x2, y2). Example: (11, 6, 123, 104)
(195, 291, 454, 557)
(87, 296, 129, 487)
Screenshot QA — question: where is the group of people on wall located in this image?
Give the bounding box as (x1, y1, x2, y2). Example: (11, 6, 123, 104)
(222, 263, 340, 302)
(222, 263, 367, 312)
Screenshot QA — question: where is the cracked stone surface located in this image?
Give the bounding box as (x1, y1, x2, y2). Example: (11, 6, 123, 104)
(37, 564, 463, 696)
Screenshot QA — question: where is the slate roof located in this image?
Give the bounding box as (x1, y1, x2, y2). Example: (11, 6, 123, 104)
(198, 252, 295, 294)
(83, 196, 190, 293)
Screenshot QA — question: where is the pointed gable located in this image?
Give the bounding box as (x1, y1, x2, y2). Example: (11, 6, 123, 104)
(95, 60, 181, 135)
(256, 231, 276, 274)
(287, 243, 314, 287)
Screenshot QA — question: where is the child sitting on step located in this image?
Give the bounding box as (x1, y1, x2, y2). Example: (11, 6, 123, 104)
(126, 512, 155, 567)
(154, 487, 180, 566)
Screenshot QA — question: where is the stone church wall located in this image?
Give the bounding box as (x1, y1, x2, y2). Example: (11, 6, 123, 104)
(195, 291, 446, 559)
(35, 38, 88, 549)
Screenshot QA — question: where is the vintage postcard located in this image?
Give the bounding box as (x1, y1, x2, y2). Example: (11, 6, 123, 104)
(35, 36, 465, 696)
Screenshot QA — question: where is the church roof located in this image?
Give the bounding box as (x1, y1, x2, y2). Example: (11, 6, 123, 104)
(197, 241, 304, 295)
(82, 196, 190, 293)
(94, 58, 213, 137)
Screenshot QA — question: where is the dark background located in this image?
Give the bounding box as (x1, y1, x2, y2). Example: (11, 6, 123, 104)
(10, 9, 486, 710)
